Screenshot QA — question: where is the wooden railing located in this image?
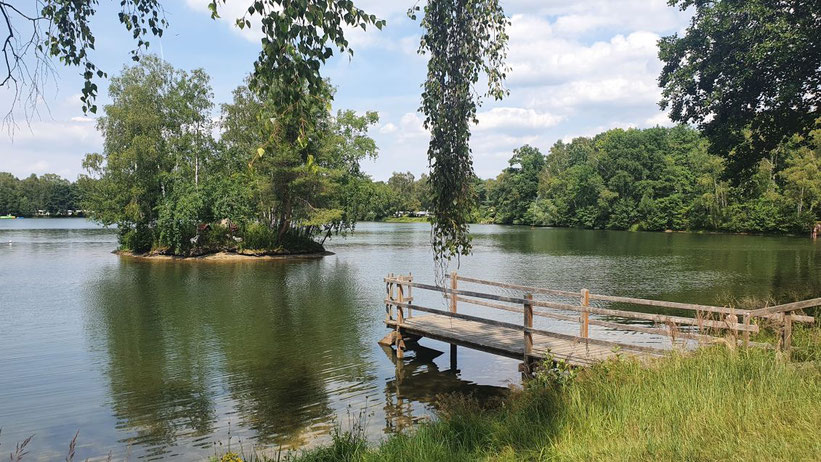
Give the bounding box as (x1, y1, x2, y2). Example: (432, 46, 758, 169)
(384, 273, 817, 360)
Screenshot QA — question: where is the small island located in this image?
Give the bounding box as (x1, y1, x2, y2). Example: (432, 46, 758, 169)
(78, 57, 379, 258)
(114, 220, 333, 260)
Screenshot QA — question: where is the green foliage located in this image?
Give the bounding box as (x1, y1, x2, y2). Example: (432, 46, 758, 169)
(81, 57, 379, 256)
(208, 0, 384, 109)
(0, 172, 81, 216)
(415, 0, 510, 262)
(659, 0, 821, 178)
(286, 338, 821, 461)
(480, 125, 820, 235)
(350, 172, 432, 222)
(485, 145, 544, 224)
(20, 0, 169, 114)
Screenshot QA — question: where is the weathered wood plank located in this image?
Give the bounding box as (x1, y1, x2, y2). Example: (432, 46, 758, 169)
(384, 280, 759, 333)
(751, 298, 821, 318)
(386, 314, 648, 367)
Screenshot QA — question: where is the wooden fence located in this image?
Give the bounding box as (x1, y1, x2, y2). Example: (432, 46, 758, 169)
(383, 273, 817, 362)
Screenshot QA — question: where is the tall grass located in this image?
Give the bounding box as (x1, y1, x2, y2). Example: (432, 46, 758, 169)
(287, 330, 821, 462)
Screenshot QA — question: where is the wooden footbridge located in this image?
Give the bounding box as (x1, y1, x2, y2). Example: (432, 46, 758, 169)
(380, 273, 817, 370)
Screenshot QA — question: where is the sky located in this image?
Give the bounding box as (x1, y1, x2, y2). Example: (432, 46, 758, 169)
(0, 0, 693, 182)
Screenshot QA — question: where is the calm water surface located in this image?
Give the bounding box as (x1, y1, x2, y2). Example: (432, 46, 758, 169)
(1, 219, 820, 460)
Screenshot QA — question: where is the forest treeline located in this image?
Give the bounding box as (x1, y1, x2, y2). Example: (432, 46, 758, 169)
(354, 125, 821, 234)
(0, 172, 81, 216)
(475, 125, 821, 234)
(5, 125, 820, 235)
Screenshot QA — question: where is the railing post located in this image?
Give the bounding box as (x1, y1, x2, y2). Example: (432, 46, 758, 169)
(449, 272, 458, 313)
(407, 273, 413, 318)
(782, 312, 792, 356)
(386, 273, 395, 322)
(450, 272, 458, 368)
(743, 314, 751, 348)
(396, 281, 405, 359)
(580, 289, 590, 339)
(524, 293, 533, 363)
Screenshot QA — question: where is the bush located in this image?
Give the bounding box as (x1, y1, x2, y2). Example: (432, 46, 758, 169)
(120, 225, 154, 253)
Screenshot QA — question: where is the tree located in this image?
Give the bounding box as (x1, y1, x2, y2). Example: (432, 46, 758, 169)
(1, 0, 168, 119)
(387, 172, 420, 212)
(81, 56, 216, 253)
(659, 0, 821, 179)
(488, 145, 544, 224)
(4, 0, 511, 265)
(0, 172, 20, 214)
(0, 0, 383, 122)
(414, 0, 509, 262)
(780, 131, 821, 217)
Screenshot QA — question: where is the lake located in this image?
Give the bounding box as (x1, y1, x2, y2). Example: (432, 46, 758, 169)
(1, 218, 820, 460)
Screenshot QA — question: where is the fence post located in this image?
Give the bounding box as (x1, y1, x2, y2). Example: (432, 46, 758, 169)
(742, 314, 750, 348)
(450, 272, 458, 368)
(524, 293, 534, 364)
(386, 273, 394, 322)
(396, 281, 405, 359)
(407, 273, 413, 318)
(580, 289, 590, 339)
(782, 312, 792, 356)
(449, 272, 458, 313)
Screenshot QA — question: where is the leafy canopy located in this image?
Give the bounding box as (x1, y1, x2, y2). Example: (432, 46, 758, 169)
(658, 0, 821, 179)
(414, 0, 510, 263)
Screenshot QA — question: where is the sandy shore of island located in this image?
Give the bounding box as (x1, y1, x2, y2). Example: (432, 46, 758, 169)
(115, 249, 334, 261)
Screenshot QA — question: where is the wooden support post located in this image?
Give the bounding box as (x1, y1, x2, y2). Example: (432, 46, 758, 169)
(449, 272, 458, 364)
(742, 314, 751, 348)
(580, 289, 590, 339)
(396, 282, 405, 359)
(386, 273, 394, 322)
(449, 272, 458, 313)
(782, 312, 792, 356)
(524, 293, 534, 363)
(407, 273, 413, 318)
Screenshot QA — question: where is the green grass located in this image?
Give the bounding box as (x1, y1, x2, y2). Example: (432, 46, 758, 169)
(382, 216, 430, 223)
(280, 327, 821, 462)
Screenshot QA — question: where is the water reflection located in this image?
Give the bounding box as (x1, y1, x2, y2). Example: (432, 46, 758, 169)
(472, 226, 821, 302)
(3, 219, 820, 460)
(85, 259, 377, 457)
(379, 345, 509, 434)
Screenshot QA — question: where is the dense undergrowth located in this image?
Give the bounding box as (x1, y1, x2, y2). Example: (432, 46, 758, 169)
(244, 326, 821, 462)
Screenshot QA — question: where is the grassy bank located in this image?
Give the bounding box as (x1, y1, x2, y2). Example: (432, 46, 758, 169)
(382, 216, 430, 223)
(268, 328, 821, 462)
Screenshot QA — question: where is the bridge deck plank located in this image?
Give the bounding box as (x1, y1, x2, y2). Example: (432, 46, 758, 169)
(386, 314, 660, 367)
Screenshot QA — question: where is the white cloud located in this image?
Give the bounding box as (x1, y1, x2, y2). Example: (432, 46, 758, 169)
(505, 0, 691, 34)
(534, 77, 660, 109)
(476, 107, 562, 131)
(396, 112, 428, 142)
(645, 112, 674, 127)
(12, 119, 101, 143)
(508, 16, 661, 87)
(379, 122, 397, 134)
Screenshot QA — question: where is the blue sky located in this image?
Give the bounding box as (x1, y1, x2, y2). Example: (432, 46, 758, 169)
(0, 0, 692, 181)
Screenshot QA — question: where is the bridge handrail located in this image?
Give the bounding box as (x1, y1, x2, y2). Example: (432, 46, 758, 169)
(385, 277, 760, 333)
(445, 274, 814, 323)
(384, 273, 816, 353)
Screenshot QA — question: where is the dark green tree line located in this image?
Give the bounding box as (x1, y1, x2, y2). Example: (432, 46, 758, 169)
(480, 126, 821, 234)
(0, 172, 80, 216)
